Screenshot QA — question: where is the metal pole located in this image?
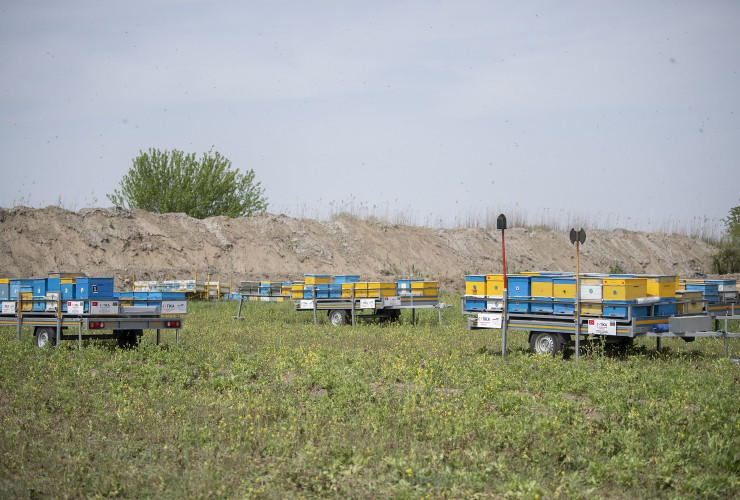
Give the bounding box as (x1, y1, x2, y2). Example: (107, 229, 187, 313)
(411, 290, 415, 325)
(437, 288, 442, 325)
(575, 241, 580, 361)
(351, 286, 355, 326)
(501, 288, 508, 359)
(156, 328, 161, 346)
(501, 229, 507, 290)
(16, 300, 21, 341)
(656, 337, 661, 352)
(234, 296, 244, 319)
(312, 287, 317, 324)
(724, 317, 729, 358)
(78, 321, 82, 349)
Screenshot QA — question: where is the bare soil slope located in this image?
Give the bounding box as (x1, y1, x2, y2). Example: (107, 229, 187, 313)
(0, 206, 718, 291)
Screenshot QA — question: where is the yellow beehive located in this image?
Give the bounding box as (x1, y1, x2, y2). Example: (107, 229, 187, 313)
(520, 271, 540, 276)
(367, 282, 396, 298)
(580, 302, 603, 316)
(553, 279, 576, 299)
(341, 283, 359, 298)
(531, 278, 553, 298)
(61, 278, 75, 284)
(411, 281, 438, 297)
(291, 283, 304, 300)
(486, 274, 504, 297)
(20, 291, 33, 312)
(646, 275, 677, 298)
(603, 278, 647, 301)
(0, 279, 8, 284)
(304, 274, 331, 285)
(281, 284, 293, 296)
(675, 290, 703, 314)
(465, 278, 486, 297)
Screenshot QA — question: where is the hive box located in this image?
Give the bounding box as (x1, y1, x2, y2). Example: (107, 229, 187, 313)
(465, 275, 486, 297)
(603, 278, 647, 301)
(304, 274, 331, 285)
(507, 276, 530, 298)
(75, 278, 114, 300)
(486, 275, 504, 297)
(531, 299, 553, 313)
(645, 275, 678, 298)
(334, 275, 360, 284)
(411, 281, 438, 297)
(531, 276, 553, 299)
(553, 278, 576, 299)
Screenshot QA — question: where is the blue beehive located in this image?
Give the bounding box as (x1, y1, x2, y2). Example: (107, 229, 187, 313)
(33, 279, 47, 298)
(329, 284, 342, 298)
(75, 278, 115, 300)
(603, 302, 650, 318)
(304, 285, 330, 299)
(654, 298, 677, 316)
(46, 278, 61, 293)
(507, 276, 530, 298)
(334, 275, 360, 284)
(463, 297, 486, 312)
(531, 299, 553, 313)
(0, 282, 8, 300)
(685, 283, 719, 303)
(554, 300, 575, 315)
(10, 279, 34, 299)
(507, 299, 530, 313)
(61, 282, 75, 300)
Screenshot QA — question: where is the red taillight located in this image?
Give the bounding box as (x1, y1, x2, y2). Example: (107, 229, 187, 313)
(165, 320, 181, 328)
(89, 321, 104, 329)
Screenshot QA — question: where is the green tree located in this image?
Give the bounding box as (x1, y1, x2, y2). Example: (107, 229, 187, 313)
(712, 204, 740, 274)
(107, 148, 268, 218)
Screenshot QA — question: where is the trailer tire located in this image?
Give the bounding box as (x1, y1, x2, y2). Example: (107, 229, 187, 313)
(328, 310, 349, 327)
(529, 331, 564, 355)
(117, 329, 142, 349)
(34, 326, 57, 348)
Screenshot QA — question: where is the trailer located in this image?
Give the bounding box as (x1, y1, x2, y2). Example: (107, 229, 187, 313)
(465, 298, 740, 357)
(0, 296, 185, 348)
(233, 280, 446, 326)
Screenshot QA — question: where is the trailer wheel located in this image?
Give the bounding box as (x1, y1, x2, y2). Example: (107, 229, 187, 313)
(328, 310, 349, 327)
(117, 329, 142, 349)
(529, 331, 564, 355)
(34, 326, 57, 348)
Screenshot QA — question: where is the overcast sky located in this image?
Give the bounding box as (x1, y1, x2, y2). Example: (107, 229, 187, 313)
(1, 1, 738, 235)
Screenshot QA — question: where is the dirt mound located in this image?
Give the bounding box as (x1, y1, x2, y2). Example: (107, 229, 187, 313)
(0, 206, 720, 291)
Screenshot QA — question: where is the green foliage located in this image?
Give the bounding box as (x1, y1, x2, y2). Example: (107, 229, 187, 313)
(1, 300, 738, 497)
(107, 148, 268, 218)
(713, 204, 740, 273)
(609, 261, 626, 274)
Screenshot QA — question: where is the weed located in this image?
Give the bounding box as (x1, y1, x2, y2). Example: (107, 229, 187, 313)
(0, 300, 738, 497)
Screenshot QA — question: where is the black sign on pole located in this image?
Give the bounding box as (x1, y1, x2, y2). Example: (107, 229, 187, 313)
(497, 214, 507, 230)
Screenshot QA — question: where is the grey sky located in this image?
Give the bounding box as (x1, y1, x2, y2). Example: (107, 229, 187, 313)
(1, 1, 738, 235)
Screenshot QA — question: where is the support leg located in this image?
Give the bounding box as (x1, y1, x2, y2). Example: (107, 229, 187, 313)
(157, 328, 161, 346)
(656, 337, 662, 352)
(724, 317, 729, 358)
(56, 318, 62, 347)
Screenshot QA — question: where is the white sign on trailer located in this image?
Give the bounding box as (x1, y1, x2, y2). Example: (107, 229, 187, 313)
(587, 318, 617, 335)
(360, 299, 376, 309)
(2, 302, 16, 314)
(90, 300, 119, 315)
(299, 300, 314, 310)
(477, 312, 503, 329)
(161, 301, 187, 314)
(383, 296, 401, 307)
(67, 301, 84, 315)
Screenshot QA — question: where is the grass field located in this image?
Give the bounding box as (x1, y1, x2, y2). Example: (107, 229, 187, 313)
(1, 298, 738, 498)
